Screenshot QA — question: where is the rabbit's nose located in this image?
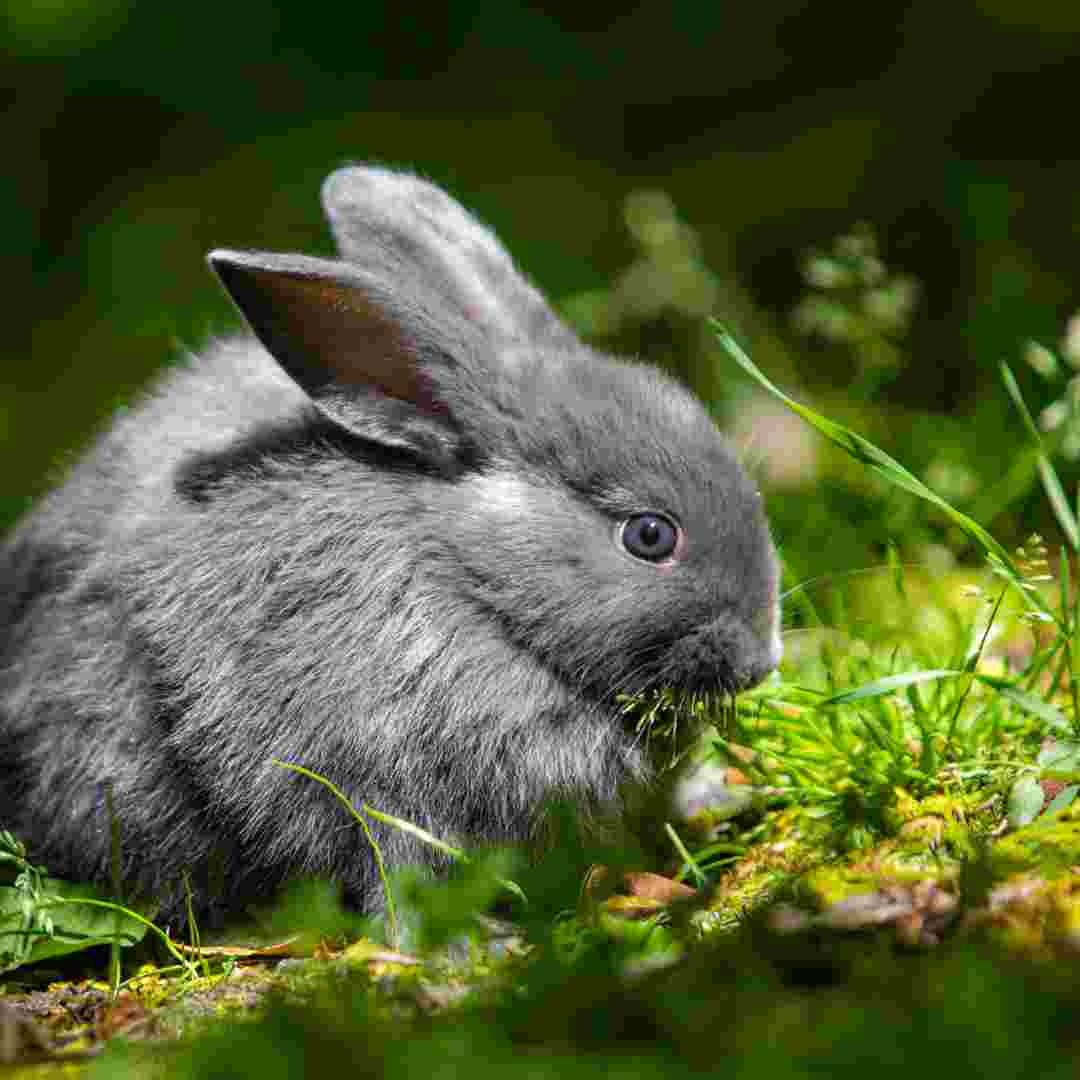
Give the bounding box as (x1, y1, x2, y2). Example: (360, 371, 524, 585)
(660, 614, 780, 695)
(712, 614, 780, 693)
(751, 599, 783, 672)
(738, 647, 779, 693)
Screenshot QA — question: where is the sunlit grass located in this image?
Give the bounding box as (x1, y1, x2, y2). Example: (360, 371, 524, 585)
(647, 328, 1080, 874)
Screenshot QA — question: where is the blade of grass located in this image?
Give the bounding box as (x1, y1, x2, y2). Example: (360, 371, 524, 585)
(1020, 640, 1065, 695)
(45, 897, 196, 976)
(105, 781, 122, 998)
(360, 805, 528, 906)
(715, 326, 1023, 582)
(1000, 361, 1080, 552)
(273, 760, 399, 947)
(974, 676, 1070, 734)
(817, 669, 964, 707)
(947, 587, 1007, 748)
(1064, 546, 1080, 732)
(665, 823, 708, 890)
(858, 713, 906, 755)
(1060, 545, 1071, 624)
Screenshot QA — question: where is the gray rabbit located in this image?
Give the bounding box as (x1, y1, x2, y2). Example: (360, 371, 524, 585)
(0, 167, 781, 921)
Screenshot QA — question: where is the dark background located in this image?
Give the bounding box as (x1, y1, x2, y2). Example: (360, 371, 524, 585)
(6, 0, 1080, 580)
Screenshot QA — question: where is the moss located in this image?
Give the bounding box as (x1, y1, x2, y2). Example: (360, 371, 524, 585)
(990, 801, 1080, 879)
(703, 808, 833, 930)
(693, 779, 1080, 954)
(966, 872, 1080, 957)
(795, 861, 953, 911)
(708, 789, 1003, 921)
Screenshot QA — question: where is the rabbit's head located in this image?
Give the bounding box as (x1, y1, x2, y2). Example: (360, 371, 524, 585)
(209, 167, 781, 716)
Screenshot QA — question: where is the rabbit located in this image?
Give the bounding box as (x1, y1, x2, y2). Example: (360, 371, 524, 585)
(0, 166, 782, 924)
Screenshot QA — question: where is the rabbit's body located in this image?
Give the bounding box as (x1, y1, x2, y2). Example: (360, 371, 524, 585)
(0, 168, 780, 920)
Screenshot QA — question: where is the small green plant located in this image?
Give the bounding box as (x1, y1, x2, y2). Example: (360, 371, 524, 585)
(0, 829, 154, 976)
(652, 326, 1080, 860)
(272, 760, 527, 952)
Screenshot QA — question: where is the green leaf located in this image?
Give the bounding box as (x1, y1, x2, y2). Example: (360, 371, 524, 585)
(1007, 774, 1046, 829)
(817, 669, 964, 707)
(0, 878, 148, 973)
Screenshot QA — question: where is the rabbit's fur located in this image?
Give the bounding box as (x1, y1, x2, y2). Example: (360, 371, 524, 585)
(0, 167, 781, 921)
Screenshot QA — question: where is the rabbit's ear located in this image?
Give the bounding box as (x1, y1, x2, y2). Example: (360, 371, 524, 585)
(321, 166, 580, 349)
(208, 249, 465, 441)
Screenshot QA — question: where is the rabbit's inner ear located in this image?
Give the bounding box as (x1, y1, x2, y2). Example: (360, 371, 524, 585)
(208, 250, 438, 413)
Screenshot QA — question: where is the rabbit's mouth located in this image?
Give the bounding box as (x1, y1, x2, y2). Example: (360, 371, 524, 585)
(623, 613, 780, 699)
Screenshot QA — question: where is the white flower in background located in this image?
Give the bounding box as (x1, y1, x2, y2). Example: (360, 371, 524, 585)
(1028, 314, 1080, 460)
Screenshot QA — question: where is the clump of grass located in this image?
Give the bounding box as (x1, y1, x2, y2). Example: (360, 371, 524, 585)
(617, 688, 734, 770)
(620, 327, 1080, 866)
(0, 830, 198, 983)
(704, 575, 1029, 848)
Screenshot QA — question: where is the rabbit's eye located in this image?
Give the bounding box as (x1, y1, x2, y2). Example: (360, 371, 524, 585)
(620, 512, 680, 562)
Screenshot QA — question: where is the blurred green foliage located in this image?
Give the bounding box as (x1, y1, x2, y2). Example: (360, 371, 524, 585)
(6, 0, 1080, 577)
(90, 921, 1080, 1079)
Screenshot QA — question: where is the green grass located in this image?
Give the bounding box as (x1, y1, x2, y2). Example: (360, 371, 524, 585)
(624, 329, 1078, 893)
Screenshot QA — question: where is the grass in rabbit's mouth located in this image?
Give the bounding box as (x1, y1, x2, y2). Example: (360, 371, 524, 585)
(617, 687, 733, 769)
